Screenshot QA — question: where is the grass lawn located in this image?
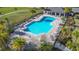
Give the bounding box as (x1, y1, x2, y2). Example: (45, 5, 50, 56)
(74, 19, 79, 25)
(0, 7, 34, 14)
(74, 14, 79, 25)
(0, 7, 42, 27)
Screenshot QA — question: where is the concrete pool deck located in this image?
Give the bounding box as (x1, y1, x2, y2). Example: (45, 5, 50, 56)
(11, 14, 63, 46)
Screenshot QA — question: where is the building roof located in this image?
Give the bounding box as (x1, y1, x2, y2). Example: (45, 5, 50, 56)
(46, 7, 64, 13)
(72, 8, 79, 13)
(45, 7, 79, 13)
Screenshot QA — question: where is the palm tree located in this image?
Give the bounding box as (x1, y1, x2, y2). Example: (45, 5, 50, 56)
(64, 7, 72, 13)
(72, 30, 79, 50)
(72, 30, 79, 40)
(10, 37, 26, 51)
(39, 42, 52, 51)
(63, 7, 72, 17)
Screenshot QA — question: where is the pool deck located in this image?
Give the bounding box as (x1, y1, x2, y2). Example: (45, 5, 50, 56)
(11, 14, 63, 46)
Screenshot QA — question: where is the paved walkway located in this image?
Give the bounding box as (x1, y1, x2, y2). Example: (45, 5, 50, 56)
(54, 41, 71, 51)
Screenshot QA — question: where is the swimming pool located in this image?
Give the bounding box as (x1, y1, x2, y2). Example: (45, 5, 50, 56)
(24, 16, 56, 35)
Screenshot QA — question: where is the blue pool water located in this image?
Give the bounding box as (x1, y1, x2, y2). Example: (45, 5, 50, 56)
(24, 16, 56, 35)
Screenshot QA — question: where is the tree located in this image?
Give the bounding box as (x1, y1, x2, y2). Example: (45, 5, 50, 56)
(72, 30, 79, 40)
(64, 7, 72, 13)
(5, 17, 13, 33)
(66, 40, 76, 51)
(14, 8, 18, 11)
(10, 37, 26, 51)
(31, 9, 36, 14)
(5, 17, 9, 25)
(5, 17, 10, 27)
(39, 42, 52, 51)
(63, 7, 72, 16)
(66, 30, 79, 51)
(0, 21, 9, 50)
(41, 7, 45, 9)
(59, 26, 72, 44)
(0, 12, 2, 15)
(72, 30, 79, 50)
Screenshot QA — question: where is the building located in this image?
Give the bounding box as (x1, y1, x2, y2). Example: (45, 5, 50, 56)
(72, 8, 79, 13)
(44, 7, 65, 16)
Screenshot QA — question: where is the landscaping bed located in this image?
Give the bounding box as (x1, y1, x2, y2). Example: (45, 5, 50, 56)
(56, 16, 76, 50)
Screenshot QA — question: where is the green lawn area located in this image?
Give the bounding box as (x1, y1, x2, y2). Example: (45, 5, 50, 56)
(0, 7, 42, 27)
(74, 19, 79, 25)
(0, 7, 34, 14)
(74, 14, 79, 25)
